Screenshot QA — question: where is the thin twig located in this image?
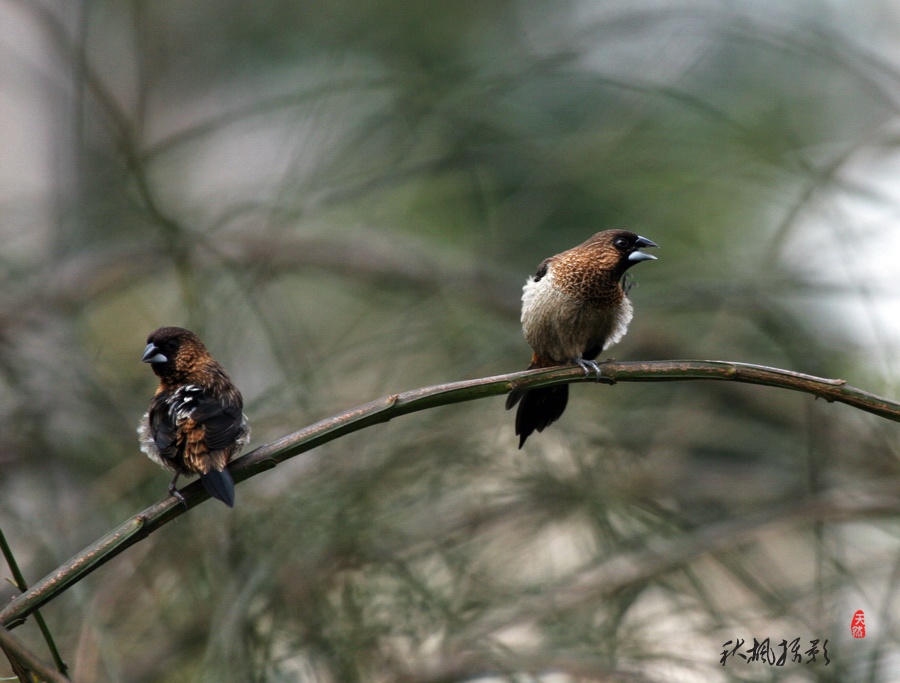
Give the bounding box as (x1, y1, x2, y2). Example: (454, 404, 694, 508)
(0, 530, 67, 675)
(1, 360, 897, 629)
(0, 625, 70, 683)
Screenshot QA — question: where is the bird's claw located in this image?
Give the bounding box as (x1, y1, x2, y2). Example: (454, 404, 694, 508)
(168, 485, 188, 509)
(574, 358, 604, 381)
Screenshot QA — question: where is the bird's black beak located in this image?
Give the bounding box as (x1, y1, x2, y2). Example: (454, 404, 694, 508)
(628, 235, 658, 262)
(142, 343, 168, 364)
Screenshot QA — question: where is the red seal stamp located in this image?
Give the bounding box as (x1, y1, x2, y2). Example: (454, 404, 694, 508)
(851, 610, 865, 638)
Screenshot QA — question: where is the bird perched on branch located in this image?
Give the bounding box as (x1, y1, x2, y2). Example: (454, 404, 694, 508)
(506, 230, 658, 447)
(138, 327, 250, 507)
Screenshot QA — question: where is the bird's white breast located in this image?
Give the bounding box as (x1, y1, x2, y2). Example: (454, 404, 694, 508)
(521, 270, 633, 362)
(137, 412, 166, 468)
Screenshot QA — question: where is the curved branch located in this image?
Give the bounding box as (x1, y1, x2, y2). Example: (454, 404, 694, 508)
(1, 360, 897, 628)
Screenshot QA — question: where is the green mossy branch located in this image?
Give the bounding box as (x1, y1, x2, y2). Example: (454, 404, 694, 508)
(1, 359, 898, 629)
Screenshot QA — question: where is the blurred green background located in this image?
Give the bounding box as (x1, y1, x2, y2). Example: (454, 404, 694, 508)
(1, 1, 899, 681)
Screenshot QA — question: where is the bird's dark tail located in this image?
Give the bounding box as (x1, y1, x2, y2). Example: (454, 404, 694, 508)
(200, 469, 235, 508)
(505, 384, 569, 449)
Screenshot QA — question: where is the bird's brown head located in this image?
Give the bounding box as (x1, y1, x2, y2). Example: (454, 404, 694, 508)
(577, 229, 658, 279)
(141, 326, 213, 385)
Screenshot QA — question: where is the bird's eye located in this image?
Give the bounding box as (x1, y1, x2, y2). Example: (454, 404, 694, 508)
(165, 340, 178, 352)
(613, 237, 630, 249)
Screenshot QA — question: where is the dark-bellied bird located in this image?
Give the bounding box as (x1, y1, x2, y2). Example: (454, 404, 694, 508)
(506, 230, 658, 448)
(138, 327, 249, 507)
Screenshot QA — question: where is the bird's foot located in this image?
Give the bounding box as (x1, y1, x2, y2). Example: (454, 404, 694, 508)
(168, 484, 188, 509)
(574, 358, 604, 381)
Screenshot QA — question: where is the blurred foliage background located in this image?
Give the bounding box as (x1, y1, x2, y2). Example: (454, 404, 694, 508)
(1, 0, 899, 681)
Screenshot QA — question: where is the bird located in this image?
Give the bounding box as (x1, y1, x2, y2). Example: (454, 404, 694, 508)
(506, 230, 658, 448)
(137, 326, 250, 507)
